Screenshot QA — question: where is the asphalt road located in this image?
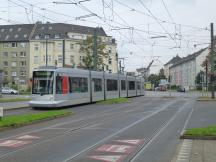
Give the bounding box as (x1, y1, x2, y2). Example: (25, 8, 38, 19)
(0, 96, 205, 162)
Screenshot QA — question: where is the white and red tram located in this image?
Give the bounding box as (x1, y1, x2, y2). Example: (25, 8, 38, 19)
(29, 67, 145, 108)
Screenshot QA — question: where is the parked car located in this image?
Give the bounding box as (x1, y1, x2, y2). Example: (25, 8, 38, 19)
(2, 87, 18, 94)
(177, 87, 185, 92)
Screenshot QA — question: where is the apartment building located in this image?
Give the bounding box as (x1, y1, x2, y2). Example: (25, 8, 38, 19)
(0, 24, 33, 89)
(0, 23, 118, 89)
(164, 55, 181, 81)
(169, 48, 208, 90)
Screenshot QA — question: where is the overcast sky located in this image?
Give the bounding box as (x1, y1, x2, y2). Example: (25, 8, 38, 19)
(0, 0, 215, 73)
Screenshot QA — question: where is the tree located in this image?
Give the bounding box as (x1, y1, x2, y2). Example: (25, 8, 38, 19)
(158, 68, 166, 80)
(148, 74, 159, 87)
(79, 36, 108, 70)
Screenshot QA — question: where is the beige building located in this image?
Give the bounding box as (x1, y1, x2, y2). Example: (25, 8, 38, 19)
(29, 23, 118, 78)
(0, 23, 118, 89)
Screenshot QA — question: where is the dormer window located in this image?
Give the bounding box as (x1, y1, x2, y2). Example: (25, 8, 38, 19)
(18, 28, 22, 31)
(35, 35, 40, 39)
(9, 28, 13, 32)
(54, 34, 60, 39)
(1, 29, 4, 32)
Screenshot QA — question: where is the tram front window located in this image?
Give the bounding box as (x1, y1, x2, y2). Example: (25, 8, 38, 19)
(32, 71, 53, 94)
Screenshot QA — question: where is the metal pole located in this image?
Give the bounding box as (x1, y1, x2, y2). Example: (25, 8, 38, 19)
(93, 28, 98, 70)
(206, 60, 208, 91)
(210, 23, 215, 98)
(45, 23, 48, 66)
(62, 39, 65, 67)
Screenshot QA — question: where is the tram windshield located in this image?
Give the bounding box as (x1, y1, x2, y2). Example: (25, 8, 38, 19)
(32, 71, 54, 94)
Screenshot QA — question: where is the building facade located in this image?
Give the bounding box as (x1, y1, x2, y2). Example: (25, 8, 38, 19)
(164, 55, 181, 81)
(169, 48, 208, 90)
(0, 23, 118, 89)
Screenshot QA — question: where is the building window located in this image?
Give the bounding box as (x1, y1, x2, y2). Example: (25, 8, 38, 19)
(92, 78, 102, 92)
(19, 80, 26, 85)
(20, 52, 26, 57)
(121, 80, 126, 90)
(57, 43, 62, 49)
(43, 55, 46, 62)
(80, 56, 84, 62)
(109, 49, 112, 53)
(35, 35, 40, 39)
(109, 58, 112, 64)
(129, 81, 135, 90)
(54, 34, 60, 39)
(70, 44, 74, 49)
(58, 55, 63, 62)
(107, 79, 118, 91)
(34, 44, 39, 51)
(3, 43, 9, 48)
(3, 61, 8, 67)
(20, 42, 27, 48)
(4, 71, 8, 76)
(12, 71, 17, 77)
(20, 61, 26, 67)
(11, 62, 17, 67)
(12, 52, 17, 57)
(3, 52, 8, 57)
(20, 71, 26, 76)
(69, 77, 88, 93)
(70, 55, 74, 64)
(11, 42, 17, 47)
(45, 34, 50, 39)
(48, 55, 51, 62)
(34, 56, 39, 64)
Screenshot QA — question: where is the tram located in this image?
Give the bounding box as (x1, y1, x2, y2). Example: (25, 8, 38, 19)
(29, 67, 145, 108)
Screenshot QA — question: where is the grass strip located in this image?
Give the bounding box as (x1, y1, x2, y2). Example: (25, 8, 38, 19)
(97, 98, 129, 105)
(184, 125, 216, 137)
(0, 110, 71, 128)
(0, 98, 31, 103)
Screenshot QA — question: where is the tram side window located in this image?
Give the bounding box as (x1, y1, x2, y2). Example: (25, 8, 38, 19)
(107, 79, 118, 91)
(56, 76, 63, 94)
(129, 81, 135, 90)
(93, 78, 102, 92)
(69, 77, 88, 93)
(121, 80, 126, 90)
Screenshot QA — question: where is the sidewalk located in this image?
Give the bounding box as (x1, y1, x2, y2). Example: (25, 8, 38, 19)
(174, 139, 216, 162)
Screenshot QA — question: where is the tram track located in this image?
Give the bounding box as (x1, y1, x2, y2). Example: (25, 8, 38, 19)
(0, 98, 171, 160)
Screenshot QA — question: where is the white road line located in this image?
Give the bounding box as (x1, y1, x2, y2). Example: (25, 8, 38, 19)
(62, 100, 178, 162)
(0, 99, 172, 160)
(130, 99, 193, 162)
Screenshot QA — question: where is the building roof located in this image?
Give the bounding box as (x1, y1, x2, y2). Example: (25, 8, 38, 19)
(164, 55, 182, 66)
(0, 23, 107, 42)
(0, 24, 34, 42)
(31, 23, 107, 40)
(170, 48, 207, 68)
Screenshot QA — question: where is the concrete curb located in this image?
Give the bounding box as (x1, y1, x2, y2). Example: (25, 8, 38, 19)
(197, 99, 216, 101)
(180, 135, 216, 140)
(4, 106, 30, 110)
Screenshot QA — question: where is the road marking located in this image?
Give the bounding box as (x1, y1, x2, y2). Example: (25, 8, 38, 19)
(62, 100, 177, 162)
(96, 144, 135, 153)
(16, 135, 40, 140)
(114, 139, 144, 145)
(0, 140, 31, 148)
(130, 100, 192, 161)
(176, 140, 193, 162)
(88, 155, 126, 162)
